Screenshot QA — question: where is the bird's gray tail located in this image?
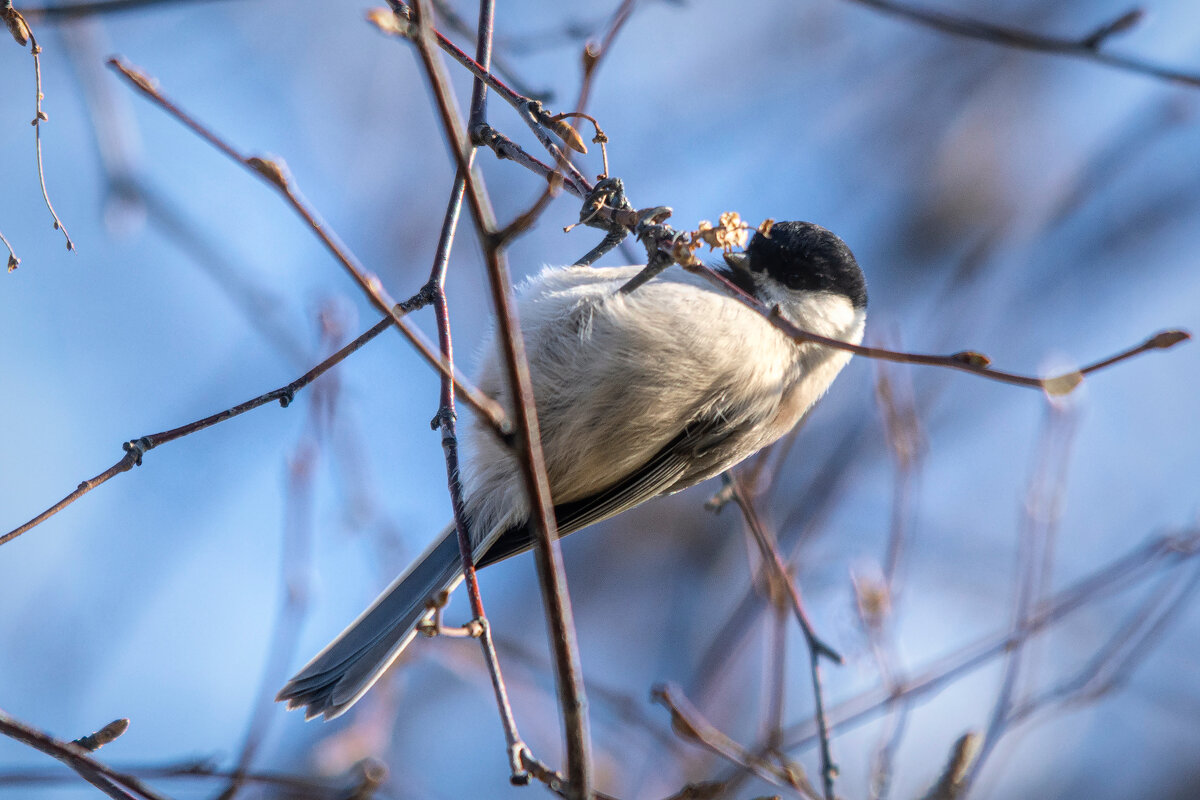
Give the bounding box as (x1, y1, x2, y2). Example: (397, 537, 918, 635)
(276, 524, 463, 720)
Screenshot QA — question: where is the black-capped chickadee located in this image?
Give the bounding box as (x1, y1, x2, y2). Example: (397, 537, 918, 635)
(278, 220, 867, 719)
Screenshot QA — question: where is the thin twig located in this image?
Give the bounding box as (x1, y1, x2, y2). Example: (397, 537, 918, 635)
(407, 2, 594, 796)
(423, 0, 530, 782)
(105, 56, 507, 433)
(652, 684, 822, 800)
(846, 0, 1200, 88)
(724, 474, 841, 663)
(1, 314, 392, 547)
(428, 0, 551, 100)
(0, 227, 18, 271)
(690, 426, 867, 707)
(3, 2, 75, 250)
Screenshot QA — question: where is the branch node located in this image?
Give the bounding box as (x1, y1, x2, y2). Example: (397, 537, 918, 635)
(1081, 8, 1145, 50)
(430, 405, 456, 431)
(246, 156, 289, 191)
(950, 350, 991, 367)
(121, 437, 153, 466)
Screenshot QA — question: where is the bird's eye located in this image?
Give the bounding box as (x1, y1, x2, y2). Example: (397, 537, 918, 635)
(784, 271, 808, 290)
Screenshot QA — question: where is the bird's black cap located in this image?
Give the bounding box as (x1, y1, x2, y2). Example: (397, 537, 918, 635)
(745, 221, 867, 309)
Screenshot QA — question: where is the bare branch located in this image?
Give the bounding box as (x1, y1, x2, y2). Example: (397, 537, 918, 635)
(845, 0, 1200, 88)
(2, 314, 394, 547)
(3, 2, 75, 250)
(0, 709, 167, 800)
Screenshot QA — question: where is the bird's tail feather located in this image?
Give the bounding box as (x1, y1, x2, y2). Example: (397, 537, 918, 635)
(276, 524, 463, 720)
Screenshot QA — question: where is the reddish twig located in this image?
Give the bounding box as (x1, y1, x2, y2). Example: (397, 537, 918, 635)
(406, 1, 594, 796)
(418, 0, 530, 782)
(693, 264, 1190, 395)
(382, 0, 594, 194)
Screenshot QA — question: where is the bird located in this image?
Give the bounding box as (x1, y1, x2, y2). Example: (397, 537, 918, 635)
(277, 220, 867, 719)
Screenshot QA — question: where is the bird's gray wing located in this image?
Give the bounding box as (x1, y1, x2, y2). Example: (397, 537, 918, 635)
(475, 418, 736, 568)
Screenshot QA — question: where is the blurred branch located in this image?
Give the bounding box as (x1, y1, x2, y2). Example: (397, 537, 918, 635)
(846, 0, 1200, 88)
(572, 0, 635, 117)
(21, 0, 231, 20)
(918, 733, 979, 800)
(1015, 557, 1200, 717)
(215, 312, 344, 800)
(781, 528, 1200, 753)
(652, 683, 822, 800)
(723, 473, 838, 798)
(105, 56, 508, 432)
(59, 19, 311, 367)
(0, 709, 163, 800)
(0, 757, 386, 799)
(961, 399, 1077, 790)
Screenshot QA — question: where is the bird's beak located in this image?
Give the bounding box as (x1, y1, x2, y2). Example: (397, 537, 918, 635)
(723, 251, 750, 273)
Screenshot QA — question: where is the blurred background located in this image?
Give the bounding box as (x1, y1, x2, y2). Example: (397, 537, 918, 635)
(1, 0, 1198, 798)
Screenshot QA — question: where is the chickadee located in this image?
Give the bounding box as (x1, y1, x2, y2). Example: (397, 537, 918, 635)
(278, 220, 867, 719)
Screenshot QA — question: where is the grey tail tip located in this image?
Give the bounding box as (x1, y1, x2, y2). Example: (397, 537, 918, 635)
(276, 683, 346, 721)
